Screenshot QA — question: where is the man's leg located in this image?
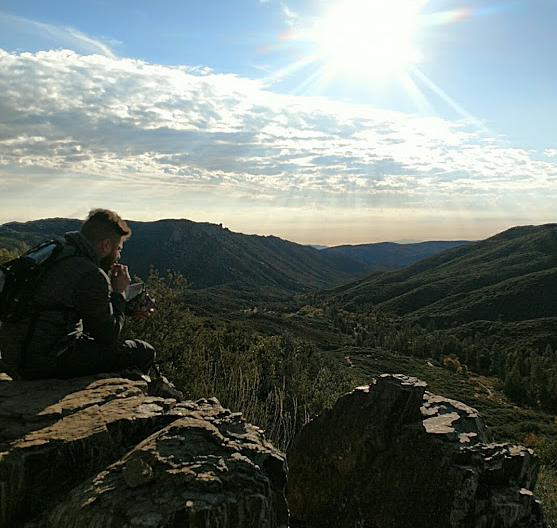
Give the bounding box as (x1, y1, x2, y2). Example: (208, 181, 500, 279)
(54, 334, 155, 379)
(116, 339, 156, 374)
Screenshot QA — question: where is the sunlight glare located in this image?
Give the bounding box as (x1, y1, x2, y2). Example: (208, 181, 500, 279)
(311, 0, 425, 78)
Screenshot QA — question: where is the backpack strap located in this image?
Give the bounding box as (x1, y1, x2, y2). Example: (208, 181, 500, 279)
(18, 241, 81, 371)
(19, 310, 41, 371)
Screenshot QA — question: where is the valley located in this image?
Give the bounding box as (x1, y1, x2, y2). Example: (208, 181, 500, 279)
(2, 217, 557, 524)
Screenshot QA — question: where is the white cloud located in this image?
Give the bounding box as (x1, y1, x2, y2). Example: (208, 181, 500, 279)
(0, 12, 117, 57)
(1, 48, 556, 240)
(280, 4, 301, 27)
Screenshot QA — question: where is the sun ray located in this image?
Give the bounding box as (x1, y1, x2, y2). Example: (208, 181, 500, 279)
(262, 0, 509, 132)
(289, 62, 332, 96)
(264, 53, 320, 86)
(410, 67, 482, 127)
(397, 71, 436, 115)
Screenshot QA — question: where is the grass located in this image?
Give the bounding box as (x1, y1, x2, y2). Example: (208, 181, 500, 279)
(538, 468, 557, 528)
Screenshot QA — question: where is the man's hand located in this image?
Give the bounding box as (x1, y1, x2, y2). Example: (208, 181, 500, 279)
(110, 263, 130, 294)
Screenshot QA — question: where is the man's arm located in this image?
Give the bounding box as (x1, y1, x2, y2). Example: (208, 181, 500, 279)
(73, 267, 127, 343)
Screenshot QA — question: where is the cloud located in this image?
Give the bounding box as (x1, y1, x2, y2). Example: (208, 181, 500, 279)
(0, 12, 117, 57)
(280, 4, 301, 27)
(0, 47, 556, 238)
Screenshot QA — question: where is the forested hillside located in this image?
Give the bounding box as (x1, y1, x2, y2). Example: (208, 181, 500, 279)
(322, 240, 470, 269)
(0, 218, 373, 293)
(316, 223, 557, 412)
(0, 218, 475, 294)
(327, 223, 557, 322)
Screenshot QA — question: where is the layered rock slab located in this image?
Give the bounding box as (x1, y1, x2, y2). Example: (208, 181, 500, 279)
(0, 374, 287, 528)
(287, 374, 546, 528)
(46, 402, 288, 528)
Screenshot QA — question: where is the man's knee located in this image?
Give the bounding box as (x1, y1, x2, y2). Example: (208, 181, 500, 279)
(122, 339, 155, 372)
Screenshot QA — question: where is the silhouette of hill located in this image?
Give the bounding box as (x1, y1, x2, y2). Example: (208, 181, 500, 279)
(0, 217, 374, 293)
(327, 224, 557, 325)
(323, 240, 470, 270)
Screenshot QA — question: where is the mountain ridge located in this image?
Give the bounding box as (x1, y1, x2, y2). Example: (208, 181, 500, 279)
(0, 217, 473, 295)
(326, 223, 557, 326)
(0, 217, 375, 293)
(322, 240, 471, 269)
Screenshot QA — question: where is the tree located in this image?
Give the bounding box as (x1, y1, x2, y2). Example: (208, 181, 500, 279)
(0, 248, 20, 264)
(504, 360, 527, 405)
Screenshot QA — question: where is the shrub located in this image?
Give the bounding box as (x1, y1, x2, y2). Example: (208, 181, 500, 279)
(123, 269, 354, 450)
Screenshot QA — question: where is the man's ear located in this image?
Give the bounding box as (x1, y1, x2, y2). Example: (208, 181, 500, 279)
(97, 238, 112, 257)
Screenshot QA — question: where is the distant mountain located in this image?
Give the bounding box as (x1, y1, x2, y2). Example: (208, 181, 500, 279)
(0, 218, 81, 252)
(327, 224, 557, 326)
(0, 217, 374, 293)
(323, 240, 471, 270)
(307, 245, 329, 251)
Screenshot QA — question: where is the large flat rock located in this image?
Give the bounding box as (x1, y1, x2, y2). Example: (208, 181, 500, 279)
(0, 374, 288, 528)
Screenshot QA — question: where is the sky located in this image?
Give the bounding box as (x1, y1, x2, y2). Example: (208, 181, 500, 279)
(0, 0, 556, 245)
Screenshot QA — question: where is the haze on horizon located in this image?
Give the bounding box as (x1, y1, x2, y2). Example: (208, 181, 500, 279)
(0, 1, 556, 247)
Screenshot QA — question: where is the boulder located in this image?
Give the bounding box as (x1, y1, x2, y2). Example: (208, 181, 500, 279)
(0, 373, 288, 528)
(287, 374, 546, 528)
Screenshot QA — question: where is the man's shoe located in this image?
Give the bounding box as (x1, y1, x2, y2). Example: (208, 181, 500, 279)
(148, 375, 183, 402)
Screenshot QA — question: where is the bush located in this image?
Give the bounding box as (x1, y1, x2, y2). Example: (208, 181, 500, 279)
(0, 248, 20, 264)
(123, 269, 354, 450)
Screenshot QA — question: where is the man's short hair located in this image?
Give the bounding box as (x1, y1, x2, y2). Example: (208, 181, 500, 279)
(81, 209, 131, 244)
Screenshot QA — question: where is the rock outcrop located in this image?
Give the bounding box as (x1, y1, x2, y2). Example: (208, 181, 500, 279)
(287, 374, 546, 528)
(1, 371, 548, 528)
(0, 373, 288, 528)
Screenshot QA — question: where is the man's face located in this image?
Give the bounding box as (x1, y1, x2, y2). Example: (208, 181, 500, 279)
(99, 236, 124, 271)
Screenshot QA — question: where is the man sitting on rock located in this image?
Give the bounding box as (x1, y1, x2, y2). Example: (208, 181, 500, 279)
(0, 209, 161, 384)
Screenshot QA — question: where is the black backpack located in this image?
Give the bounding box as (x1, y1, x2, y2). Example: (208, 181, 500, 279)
(0, 239, 67, 323)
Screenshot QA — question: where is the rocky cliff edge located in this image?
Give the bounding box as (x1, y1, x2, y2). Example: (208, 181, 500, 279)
(0, 372, 548, 528)
(0, 373, 288, 528)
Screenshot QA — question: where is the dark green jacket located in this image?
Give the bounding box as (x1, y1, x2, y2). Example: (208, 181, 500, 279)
(0, 231, 126, 379)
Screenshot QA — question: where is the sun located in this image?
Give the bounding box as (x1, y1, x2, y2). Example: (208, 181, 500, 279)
(310, 0, 425, 79)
